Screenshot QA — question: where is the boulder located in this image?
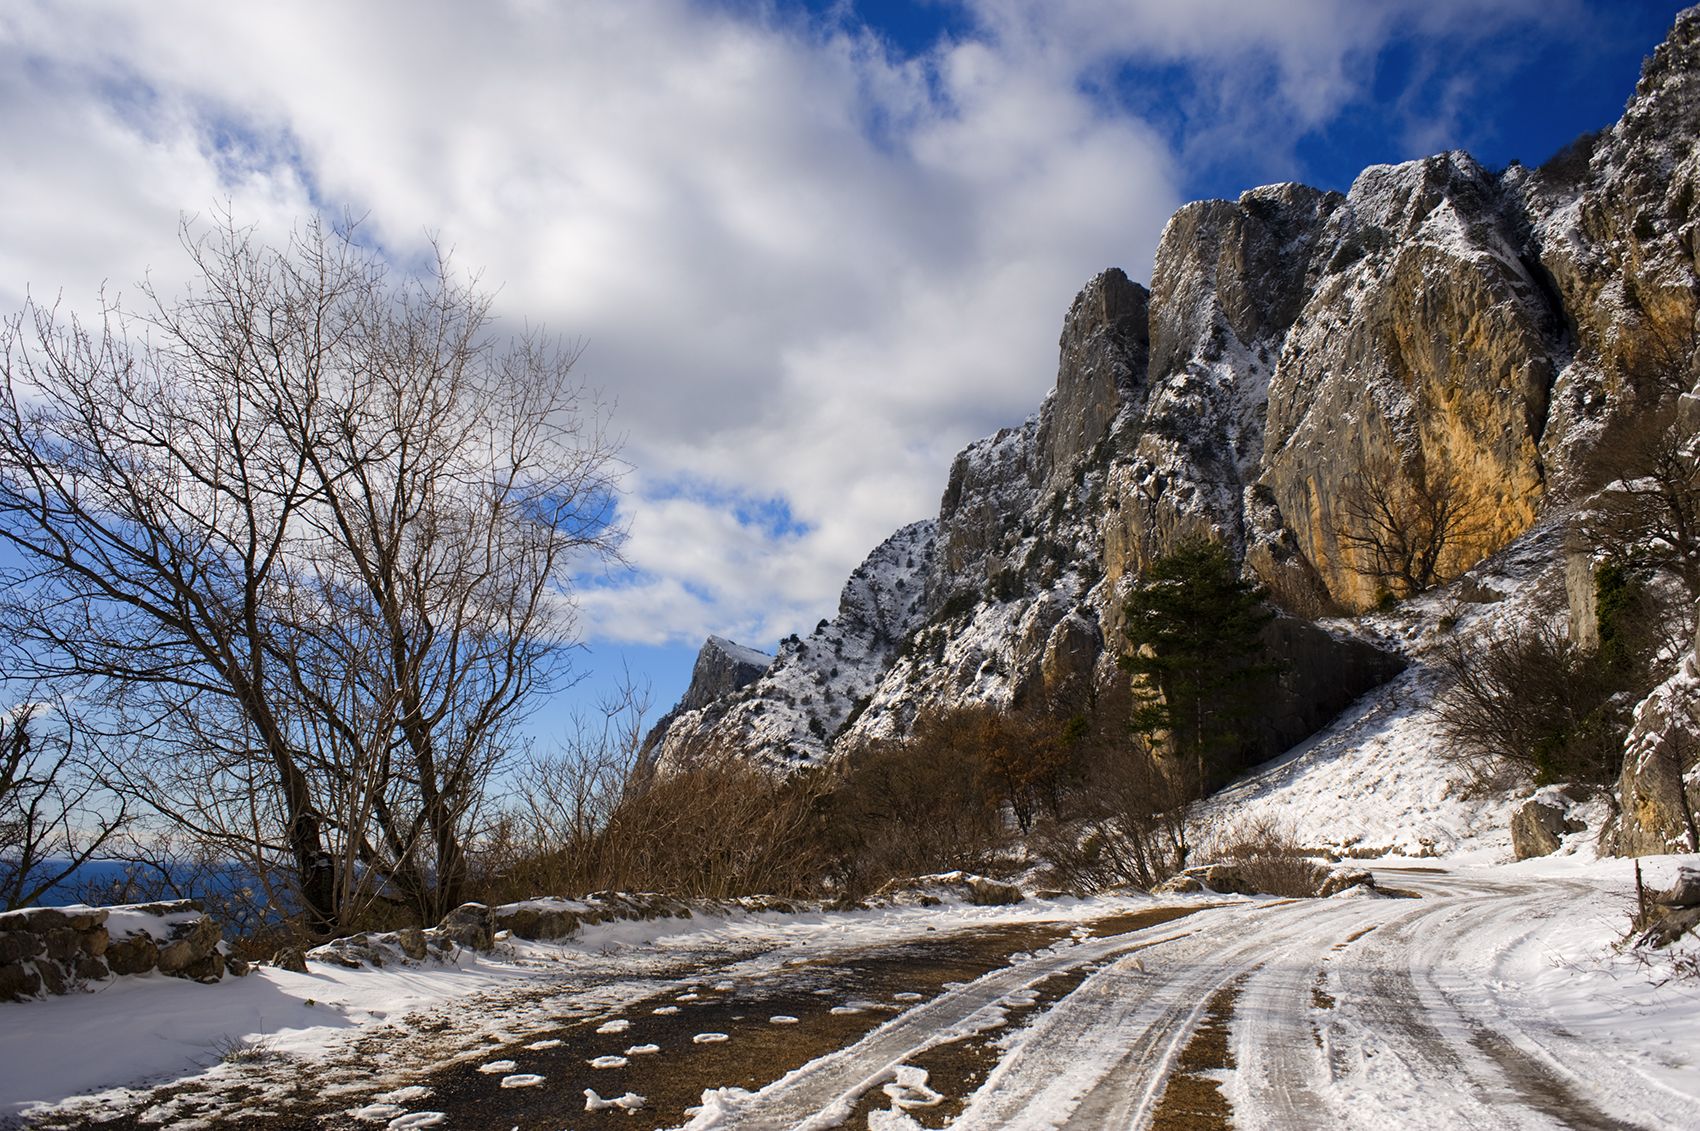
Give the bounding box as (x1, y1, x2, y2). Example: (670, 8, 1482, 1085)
(43, 927, 82, 964)
(271, 946, 308, 974)
(0, 930, 43, 964)
(437, 903, 495, 951)
(395, 927, 429, 960)
(495, 905, 583, 942)
(1153, 873, 1204, 895)
(105, 933, 158, 976)
(870, 873, 1024, 907)
(1614, 647, 1700, 856)
(1654, 866, 1700, 909)
(0, 962, 41, 1002)
(1318, 870, 1376, 897)
(15, 908, 69, 932)
(155, 915, 223, 978)
(180, 953, 224, 984)
(1511, 799, 1570, 859)
(1639, 905, 1700, 949)
(965, 877, 1024, 906)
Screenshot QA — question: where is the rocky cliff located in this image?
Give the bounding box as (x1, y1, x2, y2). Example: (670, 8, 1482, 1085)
(648, 9, 1700, 796)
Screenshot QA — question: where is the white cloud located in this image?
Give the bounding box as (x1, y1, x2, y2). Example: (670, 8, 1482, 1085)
(0, 0, 1580, 651)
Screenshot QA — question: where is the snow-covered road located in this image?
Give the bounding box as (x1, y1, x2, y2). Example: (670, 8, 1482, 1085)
(9, 858, 1698, 1129)
(688, 867, 1700, 1131)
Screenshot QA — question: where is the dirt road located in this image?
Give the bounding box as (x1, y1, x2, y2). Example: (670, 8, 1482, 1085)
(656, 870, 1695, 1130)
(29, 869, 1696, 1130)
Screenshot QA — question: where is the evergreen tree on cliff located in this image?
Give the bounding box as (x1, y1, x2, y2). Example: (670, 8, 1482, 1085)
(1120, 538, 1277, 796)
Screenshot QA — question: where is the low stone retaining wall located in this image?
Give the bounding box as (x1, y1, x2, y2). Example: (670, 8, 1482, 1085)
(304, 892, 813, 969)
(0, 900, 245, 1003)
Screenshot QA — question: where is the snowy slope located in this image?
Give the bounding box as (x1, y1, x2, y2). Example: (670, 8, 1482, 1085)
(1202, 520, 1577, 859)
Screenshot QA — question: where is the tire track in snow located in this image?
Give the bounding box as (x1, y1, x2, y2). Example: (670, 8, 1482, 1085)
(955, 897, 1392, 1130)
(673, 920, 1202, 1130)
(1392, 874, 1688, 1129)
(1224, 900, 1398, 1131)
(1060, 895, 1410, 1131)
(679, 872, 1699, 1130)
(1322, 897, 1548, 1131)
(1316, 873, 1685, 1130)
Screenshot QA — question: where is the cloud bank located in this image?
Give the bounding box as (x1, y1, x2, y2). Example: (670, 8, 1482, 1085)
(0, 0, 1599, 649)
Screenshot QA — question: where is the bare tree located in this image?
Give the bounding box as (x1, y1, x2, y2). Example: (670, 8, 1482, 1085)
(0, 214, 622, 935)
(1590, 409, 1700, 601)
(0, 699, 130, 911)
(1330, 451, 1485, 599)
(1433, 623, 1627, 785)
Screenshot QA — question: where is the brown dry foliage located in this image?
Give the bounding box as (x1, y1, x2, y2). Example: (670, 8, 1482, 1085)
(1034, 711, 1193, 892)
(1201, 814, 1330, 898)
(1433, 622, 1629, 786)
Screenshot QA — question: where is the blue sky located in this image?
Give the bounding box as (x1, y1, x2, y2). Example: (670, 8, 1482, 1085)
(0, 0, 1689, 743)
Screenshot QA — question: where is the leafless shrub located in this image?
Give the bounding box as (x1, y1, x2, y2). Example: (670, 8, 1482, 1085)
(1200, 814, 1330, 898)
(475, 683, 832, 903)
(599, 750, 830, 899)
(823, 712, 1013, 898)
(1434, 623, 1629, 785)
(1330, 452, 1488, 599)
(1035, 734, 1191, 892)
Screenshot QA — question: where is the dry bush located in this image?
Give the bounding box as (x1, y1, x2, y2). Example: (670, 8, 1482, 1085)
(1434, 622, 1630, 786)
(592, 753, 830, 898)
(468, 684, 826, 904)
(1033, 721, 1192, 893)
(1199, 814, 1330, 898)
(823, 715, 1011, 898)
(472, 736, 632, 903)
(929, 705, 1080, 834)
(475, 739, 831, 904)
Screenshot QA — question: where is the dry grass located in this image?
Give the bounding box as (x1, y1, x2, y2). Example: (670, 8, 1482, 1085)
(1201, 815, 1330, 898)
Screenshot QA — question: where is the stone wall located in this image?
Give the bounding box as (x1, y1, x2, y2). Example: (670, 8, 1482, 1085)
(0, 900, 245, 1004)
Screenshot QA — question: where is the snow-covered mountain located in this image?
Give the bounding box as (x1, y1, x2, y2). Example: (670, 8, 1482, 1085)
(647, 5, 1700, 837)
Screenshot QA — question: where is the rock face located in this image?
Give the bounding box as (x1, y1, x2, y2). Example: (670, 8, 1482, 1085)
(639, 634, 774, 765)
(1034, 267, 1150, 491)
(647, 9, 1700, 788)
(1615, 612, 1700, 855)
(1254, 153, 1559, 610)
(1511, 798, 1583, 860)
(648, 522, 935, 770)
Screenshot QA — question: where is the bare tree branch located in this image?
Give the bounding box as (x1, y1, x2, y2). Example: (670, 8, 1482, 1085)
(0, 212, 623, 934)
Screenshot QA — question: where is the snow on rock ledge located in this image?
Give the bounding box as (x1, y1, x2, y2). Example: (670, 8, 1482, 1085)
(0, 900, 242, 1003)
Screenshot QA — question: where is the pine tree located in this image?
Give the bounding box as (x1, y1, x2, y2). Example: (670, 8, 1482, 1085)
(1119, 538, 1277, 796)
